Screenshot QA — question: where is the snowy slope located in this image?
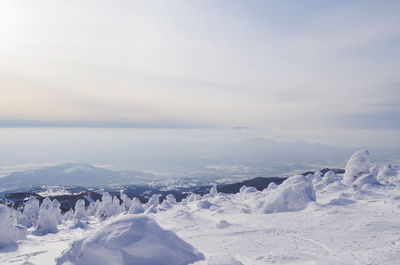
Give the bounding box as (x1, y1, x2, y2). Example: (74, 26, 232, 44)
(1, 151, 400, 265)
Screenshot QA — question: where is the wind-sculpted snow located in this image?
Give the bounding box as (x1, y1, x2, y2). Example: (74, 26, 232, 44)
(127, 197, 145, 214)
(95, 192, 122, 221)
(73, 199, 87, 221)
(0, 205, 26, 248)
(313, 170, 338, 190)
(352, 173, 380, 189)
(145, 194, 161, 213)
(343, 150, 371, 185)
(160, 194, 177, 209)
(120, 192, 132, 212)
(56, 216, 205, 265)
(21, 196, 40, 228)
(260, 175, 316, 213)
(377, 163, 399, 185)
(239, 185, 258, 194)
(33, 197, 60, 235)
(1, 150, 400, 264)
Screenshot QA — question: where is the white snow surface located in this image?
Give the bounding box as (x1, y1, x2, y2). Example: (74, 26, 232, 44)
(259, 174, 315, 213)
(20, 196, 40, 228)
(0, 205, 26, 248)
(33, 197, 60, 236)
(1, 151, 400, 264)
(343, 150, 371, 185)
(56, 215, 204, 265)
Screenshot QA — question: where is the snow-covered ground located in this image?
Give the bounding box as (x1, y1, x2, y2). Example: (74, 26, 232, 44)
(1, 151, 400, 265)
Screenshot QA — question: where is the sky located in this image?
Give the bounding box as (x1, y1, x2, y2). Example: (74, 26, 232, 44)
(0, 0, 399, 131)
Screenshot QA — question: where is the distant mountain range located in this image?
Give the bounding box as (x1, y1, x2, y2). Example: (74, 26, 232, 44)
(0, 163, 156, 190)
(0, 161, 348, 193)
(0, 163, 345, 212)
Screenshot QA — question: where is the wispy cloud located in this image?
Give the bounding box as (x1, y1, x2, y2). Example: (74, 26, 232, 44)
(0, 1, 399, 130)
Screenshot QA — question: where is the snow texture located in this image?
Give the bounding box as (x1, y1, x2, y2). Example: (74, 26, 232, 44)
(145, 194, 161, 213)
(34, 197, 59, 235)
(343, 150, 370, 185)
(261, 175, 316, 213)
(0, 205, 26, 248)
(239, 185, 258, 194)
(160, 194, 177, 209)
(127, 197, 145, 214)
(96, 192, 121, 221)
(2, 151, 400, 264)
(56, 215, 205, 265)
(352, 173, 380, 189)
(377, 163, 398, 185)
(21, 196, 40, 228)
(120, 192, 132, 212)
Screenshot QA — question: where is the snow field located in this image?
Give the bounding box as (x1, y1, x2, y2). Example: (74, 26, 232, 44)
(0, 150, 400, 264)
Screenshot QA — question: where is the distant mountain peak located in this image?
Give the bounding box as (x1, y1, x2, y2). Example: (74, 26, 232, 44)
(0, 163, 153, 190)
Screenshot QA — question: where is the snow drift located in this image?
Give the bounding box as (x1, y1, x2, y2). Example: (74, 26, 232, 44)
(57, 215, 204, 265)
(260, 174, 316, 213)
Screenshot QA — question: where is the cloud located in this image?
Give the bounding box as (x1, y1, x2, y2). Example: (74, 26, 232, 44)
(0, 1, 399, 130)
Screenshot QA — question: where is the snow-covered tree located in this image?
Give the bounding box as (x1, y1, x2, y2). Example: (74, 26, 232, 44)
(343, 150, 370, 185)
(209, 185, 218, 197)
(182, 193, 201, 204)
(112, 196, 122, 214)
(52, 199, 62, 224)
(240, 185, 258, 194)
(261, 175, 316, 213)
(267, 182, 278, 190)
(311, 171, 322, 184)
(86, 200, 99, 216)
(0, 205, 26, 248)
(127, 197, 145, 214)
(34, 197, 59, 235)
(21, 196, 40, 228)
(74, 199, 88, 221)
(377, 164, 398, 185)
(63, 208, 74, 221)
(314, 171, 337, 189)
(120, 192, 132, 212)
(145, 194, 161, 213)
(160, 194, 177, 209)
(96, 192, 121, 221)
(352, 173, 380, 189)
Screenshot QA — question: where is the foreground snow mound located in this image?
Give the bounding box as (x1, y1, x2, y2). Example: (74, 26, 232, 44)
(261, 175, 316, 213)
(0, 205, 26, 248)
(57, 215, 204, 265)
(343, 150, 370, 185)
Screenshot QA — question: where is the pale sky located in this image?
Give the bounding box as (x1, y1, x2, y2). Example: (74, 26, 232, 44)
(1, 0, 399, 129)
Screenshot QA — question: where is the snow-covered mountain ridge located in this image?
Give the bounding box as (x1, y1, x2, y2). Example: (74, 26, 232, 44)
(0, 163, 156, 190)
